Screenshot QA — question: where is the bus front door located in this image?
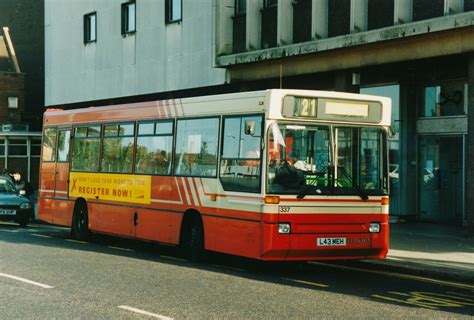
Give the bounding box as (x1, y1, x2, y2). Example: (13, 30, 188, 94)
(51, 128, 72, 226)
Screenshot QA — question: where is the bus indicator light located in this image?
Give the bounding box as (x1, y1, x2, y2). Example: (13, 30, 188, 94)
(264, 196, 280, 204)
(381, 197, 389, 206)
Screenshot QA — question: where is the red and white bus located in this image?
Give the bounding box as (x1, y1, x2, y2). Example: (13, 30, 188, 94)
(39, 89, 391, 261)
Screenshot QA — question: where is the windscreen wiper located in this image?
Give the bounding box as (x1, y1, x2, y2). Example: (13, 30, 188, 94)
(337, 166, 369, 201)
(297, 169, 327, 199)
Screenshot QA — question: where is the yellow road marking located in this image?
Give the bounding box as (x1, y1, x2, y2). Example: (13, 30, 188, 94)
(447, 291, 474, 299)
(309, 261, 474, 290)
(372, 294, 438, 310)
(283, 278, 329, 288)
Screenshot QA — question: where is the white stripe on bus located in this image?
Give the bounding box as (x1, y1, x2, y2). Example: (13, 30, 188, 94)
(180, 177, 191, 205)
(39, 189, 55, 194)
(188, 177, 200, 207)
(174, 177, 184, 204)
(155, 100, 162, 118)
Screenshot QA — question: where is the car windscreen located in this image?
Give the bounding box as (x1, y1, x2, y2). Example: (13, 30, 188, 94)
(0, 178, 17, 193)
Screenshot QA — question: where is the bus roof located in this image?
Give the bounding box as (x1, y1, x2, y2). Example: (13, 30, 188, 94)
(44, 89, 391, 127)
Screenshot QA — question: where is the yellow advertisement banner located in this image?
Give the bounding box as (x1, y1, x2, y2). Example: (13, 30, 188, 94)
(69, 172, 151, 204)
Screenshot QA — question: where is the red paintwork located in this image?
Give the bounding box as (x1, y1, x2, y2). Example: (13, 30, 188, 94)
(38, 105, 389, 261)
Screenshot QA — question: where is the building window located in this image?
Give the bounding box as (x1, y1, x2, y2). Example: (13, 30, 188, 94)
(328, 0, 351, 37)
(235, 0, 246, 14)
(293, 0, 312, 43)
(422, 82, 467, 117)
(261, 0, 277, 48)
(121, 1, 136, 34)
(368, 0, 394, 30)
(8, 96, 18, 109)
(265, 0, 278, 7)
(84, 12, 97, 43)
(413, 0, 444, 21)
(166, 0, 182, 24)
(465, 0, 474, 11)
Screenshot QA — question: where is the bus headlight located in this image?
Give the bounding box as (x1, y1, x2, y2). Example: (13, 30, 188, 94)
(278, 223, 291, 234)
(369, 222, 381, 233)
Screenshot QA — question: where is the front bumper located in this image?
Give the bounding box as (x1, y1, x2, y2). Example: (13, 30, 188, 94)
(261, 222, 389, 261)
(0, 209, 32, 223)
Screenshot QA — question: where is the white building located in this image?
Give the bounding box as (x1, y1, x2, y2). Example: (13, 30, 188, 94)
(45, 0, 226, 106)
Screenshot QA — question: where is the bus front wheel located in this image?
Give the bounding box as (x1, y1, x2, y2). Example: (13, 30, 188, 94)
(181, 214, 206, 262)
(71, 201, 90, 241)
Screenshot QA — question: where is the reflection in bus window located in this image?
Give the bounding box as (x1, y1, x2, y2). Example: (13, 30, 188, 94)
(42, 127, 57, 161)
(136, 121, 173, 175)
(175, 118, 219, 177)
(220, 115, 262, 193)
(359, 128, 381, 190)
(101, 123, 135, 173)
(57, 129, 71, 162)
(336, 127, 383, 191)
(71, 126, 101, 172)
(268, 124, 330, 194)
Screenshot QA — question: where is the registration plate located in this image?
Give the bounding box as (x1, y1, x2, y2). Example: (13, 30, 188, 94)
(317, 237, 346, 246)
(0, 209, 16, 215)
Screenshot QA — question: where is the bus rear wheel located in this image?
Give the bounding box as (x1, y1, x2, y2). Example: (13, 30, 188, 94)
(71, 201, 90, 241)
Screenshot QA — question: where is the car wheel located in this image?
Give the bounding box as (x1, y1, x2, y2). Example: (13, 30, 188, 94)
(18, 215, 28, 228)
(71, 202, 90, 241)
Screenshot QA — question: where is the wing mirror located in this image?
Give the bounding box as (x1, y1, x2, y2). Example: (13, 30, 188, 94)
(19, 190, 26, 196)
(244, 120, 256, 136)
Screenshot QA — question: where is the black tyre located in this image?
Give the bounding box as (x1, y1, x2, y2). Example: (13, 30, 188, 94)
(181, 215, 206, 262)
(71, 201, 90, 241)
(190, 216, 205, 262)
(18, 215, 28, 228)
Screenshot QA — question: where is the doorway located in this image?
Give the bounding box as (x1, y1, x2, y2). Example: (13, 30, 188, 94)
(418, 136, 464, 225)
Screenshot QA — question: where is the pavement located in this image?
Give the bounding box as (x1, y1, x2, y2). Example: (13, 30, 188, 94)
(361, 221, 474, 283)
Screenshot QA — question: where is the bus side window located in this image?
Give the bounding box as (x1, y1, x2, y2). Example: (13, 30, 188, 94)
(42, 127, 57, 162)
(57, 129, 71, 162)
(174, 118, 219, 177)
(220, 115, 262, 193)
(101, 123, 135, 173)
(71, 125, 101, 172)
(135, 121, 173, 175)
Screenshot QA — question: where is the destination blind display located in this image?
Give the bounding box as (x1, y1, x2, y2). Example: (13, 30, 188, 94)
(282, 95, 383, 123)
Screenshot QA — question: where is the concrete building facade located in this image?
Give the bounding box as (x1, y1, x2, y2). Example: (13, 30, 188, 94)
(45, 0, 227, 106)
(45, 0, 474, 233)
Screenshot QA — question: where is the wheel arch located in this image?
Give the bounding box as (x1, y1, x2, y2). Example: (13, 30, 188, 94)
(179, 209, 203, 246)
